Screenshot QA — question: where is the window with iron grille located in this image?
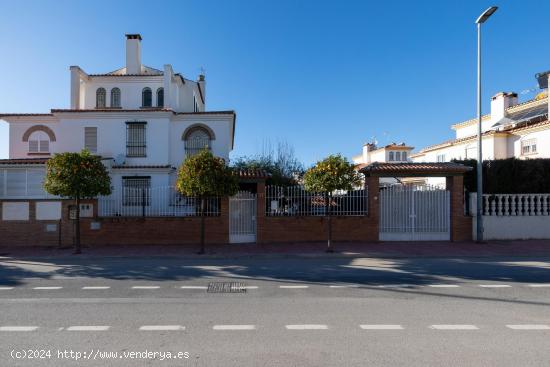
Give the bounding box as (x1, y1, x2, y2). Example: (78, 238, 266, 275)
(521, 139, 537, 156)
(142, 87, 152, 107)
(185, 128, 211, 157)
(110, 88, 121, 107)
(126, 122, 146, 157)
(96, 88, 106, 108)
(84, 127, 97, 153)
(122, 177, 151, 206)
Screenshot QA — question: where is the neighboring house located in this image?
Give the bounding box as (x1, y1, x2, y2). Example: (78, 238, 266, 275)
(411, 71, 550, 187)
(0, 34, 236, 203)
(352, 142, 414, 186)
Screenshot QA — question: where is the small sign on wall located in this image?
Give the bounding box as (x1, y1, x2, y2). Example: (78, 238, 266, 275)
(2, 202, 29, 221)
(45, 224, 57, 232)
(36, 202, 62, 220)
(90, 222, 101, 230)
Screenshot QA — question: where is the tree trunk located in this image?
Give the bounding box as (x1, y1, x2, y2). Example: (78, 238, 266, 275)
(198, 197, 206, 254)
(74, 197, 81, 254)
(326, 192, 333, 253)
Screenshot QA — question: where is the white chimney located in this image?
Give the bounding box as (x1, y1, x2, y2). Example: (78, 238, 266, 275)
(490, 92, 518, 122)
(125, 34, 142, 74)
(198, 74, 206, 107)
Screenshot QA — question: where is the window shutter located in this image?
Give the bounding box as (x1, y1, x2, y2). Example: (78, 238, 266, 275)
(29, 140, 39, 152)
(85, 127, 98, 153)
(39, 140, 49, 153)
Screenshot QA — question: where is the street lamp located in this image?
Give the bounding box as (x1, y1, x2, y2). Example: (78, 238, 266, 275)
(475, 6, 498, 242)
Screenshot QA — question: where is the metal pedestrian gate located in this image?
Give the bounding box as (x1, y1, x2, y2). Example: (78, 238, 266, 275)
(229, 191, 257, 243)
(380, 185, 450, 241)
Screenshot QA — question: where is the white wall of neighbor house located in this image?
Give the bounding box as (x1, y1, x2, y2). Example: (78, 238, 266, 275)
(82, 77, 165, 110)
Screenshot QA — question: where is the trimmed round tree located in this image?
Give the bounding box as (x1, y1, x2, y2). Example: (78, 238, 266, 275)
(176, 149, 239, 254)
(303, 154, 362, 252)
(44, 149, 111, 254)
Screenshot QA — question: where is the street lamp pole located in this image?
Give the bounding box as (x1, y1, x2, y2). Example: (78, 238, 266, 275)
(475, 6, 498, 242)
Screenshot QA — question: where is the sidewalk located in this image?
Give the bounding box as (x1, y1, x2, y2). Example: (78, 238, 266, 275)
(1, 240, 550, 259)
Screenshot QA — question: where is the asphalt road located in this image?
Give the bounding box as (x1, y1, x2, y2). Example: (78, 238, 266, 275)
(1, 255, 550, 366)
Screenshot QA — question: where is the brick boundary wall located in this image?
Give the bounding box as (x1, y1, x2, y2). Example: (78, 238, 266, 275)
(0, 198, 229, 247)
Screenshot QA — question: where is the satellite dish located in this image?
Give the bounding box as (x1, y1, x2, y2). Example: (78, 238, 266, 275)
(114, 154, 125, 166)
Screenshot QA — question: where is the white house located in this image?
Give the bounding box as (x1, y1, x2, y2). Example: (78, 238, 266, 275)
(352, 142, 414, 186)
(0, 34, 236, 213)
(410, 71, 550, 187)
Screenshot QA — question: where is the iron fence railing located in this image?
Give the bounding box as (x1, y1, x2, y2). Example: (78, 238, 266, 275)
(98, 186, 220, 217)
(265, 185, 368, 217)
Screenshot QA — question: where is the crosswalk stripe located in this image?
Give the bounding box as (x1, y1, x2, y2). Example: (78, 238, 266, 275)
(430, 325, 479, 330)
(139, 325, 185, 331)
(66, 326, 110, 331)
(0, 326, 38, 331)
(286, 324, 328, 330)
(213, 325, 256, 330)
(506, 324, 550, 330)
(360, 324, 403, 330)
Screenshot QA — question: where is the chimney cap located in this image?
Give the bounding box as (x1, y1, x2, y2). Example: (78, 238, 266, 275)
(125, 34, 142, 40)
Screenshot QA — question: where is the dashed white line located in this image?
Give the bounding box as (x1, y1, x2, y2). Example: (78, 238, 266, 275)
(428, 284, 460, 288)
(131, 286, 160, 289)
(329, 285, 360, 288)
(286, 324, 328, 330)
(528, 284, 550, 287)
(82, 286, 111, 290)
(0, 326, 38, 331)
(33, 287, 62, 290)
(430, 325, 479, 330)
(360, 324, 404, 330)
(378, 284, 414, 288)
(139, 325, 185, 331)
(180, 286, 208, 290)
(279, 285, 309, 289)
(66, 326, 110, 331)
(0, 287, 14, 290)
(506, 324, 550, 330)
(479, 284, 511, 288)
(213, 325, 256, 330)
(242, 286, 259, 290)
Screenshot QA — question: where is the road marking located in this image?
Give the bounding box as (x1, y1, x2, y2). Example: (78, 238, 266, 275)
(479, 284, 511, 288)
(378, 284, 414, 288)
(139, 325, 185, 331)
(0, 326, 38, 331)
(360, 324, 404, 330)
(213, 325, 256, 330)
(279, 285, 309, 289)
(180, 286, 208, 289)
(82, 286, 111, 290)
(66, 326, 110, 331)
(242, 286, 259, 290)
(0, 287, 14, 290)
(430, 325, 479, 330)
(132, 286, 160, 289)
(285, 324, 328, 330)
(528, 284, 550, 287)
(329, 285, 359, 288)
(506, 325, 550, 330)
(428, 284, 460, 288)
(33, 287, 62, 290)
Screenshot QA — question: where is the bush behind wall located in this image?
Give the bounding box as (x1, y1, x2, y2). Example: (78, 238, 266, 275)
(453, 158, 550, 194)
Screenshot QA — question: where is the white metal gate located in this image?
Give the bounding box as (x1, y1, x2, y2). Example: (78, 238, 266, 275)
(229, 191, 257, 243)
(380, 185, 450, 241)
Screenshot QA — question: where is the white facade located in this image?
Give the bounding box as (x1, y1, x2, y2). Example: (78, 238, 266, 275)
(352, 142, 414, 186)
(410, 72, 550, 187)
(0, 34, 235, 200)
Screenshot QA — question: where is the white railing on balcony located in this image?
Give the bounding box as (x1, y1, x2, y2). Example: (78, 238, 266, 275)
(482, 194, 550, 216)
(265, 185, 368, 216)
(98, 186, 220, 217)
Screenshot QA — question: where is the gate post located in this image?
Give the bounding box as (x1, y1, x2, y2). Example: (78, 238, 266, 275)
(365, 175, 380, 241)
(256, 180, 266, 244)
(446, 175, 473, 242)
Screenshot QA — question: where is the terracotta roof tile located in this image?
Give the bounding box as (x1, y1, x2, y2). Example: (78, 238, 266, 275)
(360, 162, 472, 175)
(0, 158, 49, 165)
(236, 169, 271, 179)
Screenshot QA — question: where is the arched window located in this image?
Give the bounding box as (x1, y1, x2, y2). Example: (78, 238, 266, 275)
(142, 87, 152, 107)
(184, 127, 212, 157)
(156, 88, 164, 107)
(110, 87, 121, 108)
(28, 131, 50, 154)
(96, 88, 106, 108)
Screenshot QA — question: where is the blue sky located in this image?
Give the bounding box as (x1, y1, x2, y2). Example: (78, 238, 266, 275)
(0, 0, 549, 165)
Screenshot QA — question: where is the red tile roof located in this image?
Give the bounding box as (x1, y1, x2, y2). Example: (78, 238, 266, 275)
(0, 158, 49, 165)
(359, 162, 472, 176)
(111, 165, 172, 169)
(236, 169, 271, 179)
